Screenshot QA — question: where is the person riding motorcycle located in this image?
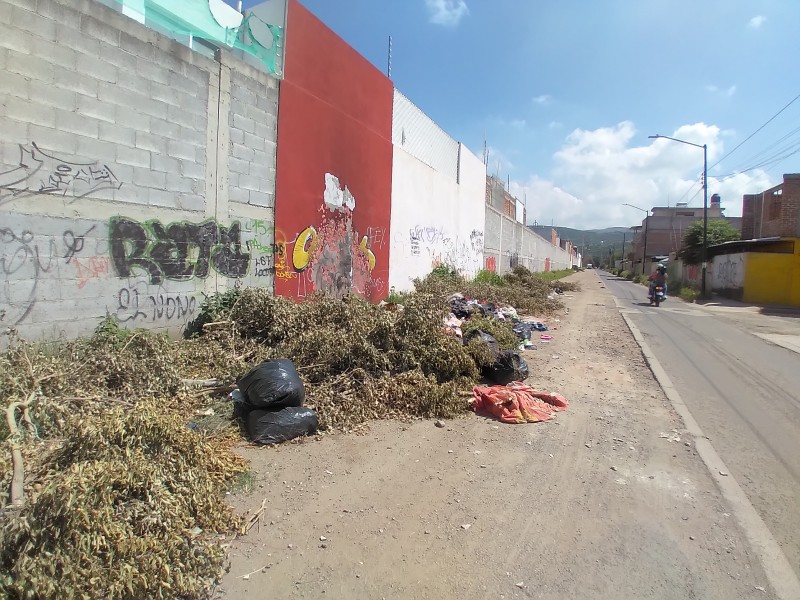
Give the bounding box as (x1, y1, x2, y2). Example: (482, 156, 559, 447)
(648, 264, 668, 298)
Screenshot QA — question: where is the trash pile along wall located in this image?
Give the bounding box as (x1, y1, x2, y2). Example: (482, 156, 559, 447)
(0, 0, 279, 345)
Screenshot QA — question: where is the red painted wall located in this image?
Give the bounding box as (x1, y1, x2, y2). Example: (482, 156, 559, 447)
(274, 0, 393, 301)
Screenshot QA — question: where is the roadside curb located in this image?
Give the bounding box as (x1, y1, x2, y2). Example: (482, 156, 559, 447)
(619, 310, 800, 600)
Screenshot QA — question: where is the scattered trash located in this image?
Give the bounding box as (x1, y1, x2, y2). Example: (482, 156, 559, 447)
(434, 420, 445, 428)
(610, 466, 618, 471)
(516, 582, 525, 589)
(540, 334, 554, 341)
(719, 471, 729, 477)
(472, 382, 568, 424)
(659, 431, 682, 443)
(754, 586, 766, 592)
(461, 524, 472, 530)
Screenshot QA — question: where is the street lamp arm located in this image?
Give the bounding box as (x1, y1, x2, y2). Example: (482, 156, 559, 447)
(648, 134, 705, 150)
(622, 203, 648, 214)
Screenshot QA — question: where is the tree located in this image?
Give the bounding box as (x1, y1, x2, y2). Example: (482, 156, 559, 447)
(679, 219, 740, 265)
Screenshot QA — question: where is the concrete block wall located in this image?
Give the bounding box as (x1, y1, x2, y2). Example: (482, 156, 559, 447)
(1, 0, 279, 344)
(483, 206, 573, 274)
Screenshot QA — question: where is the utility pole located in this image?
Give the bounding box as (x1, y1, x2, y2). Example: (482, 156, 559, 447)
(702, 143, 708, 297)
(621, 233, 626, 270)
(642, 215, 649, 276)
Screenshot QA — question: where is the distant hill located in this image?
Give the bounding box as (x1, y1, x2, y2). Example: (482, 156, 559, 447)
(528, 225, 634, 266)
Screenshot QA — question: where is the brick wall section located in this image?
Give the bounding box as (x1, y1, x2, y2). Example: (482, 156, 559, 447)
(740, 175, 800, 239)
(0, 0, 211, 211)
(742, 194, 757, 239)
(782, 174, 800, 237)
(0, 0, 279, 344)
(228, 69, 279, 208)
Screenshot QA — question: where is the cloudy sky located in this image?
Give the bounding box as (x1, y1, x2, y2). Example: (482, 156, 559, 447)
(241, 0, 800, 229)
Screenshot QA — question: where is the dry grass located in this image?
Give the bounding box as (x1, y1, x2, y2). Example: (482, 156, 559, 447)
(0, 264, 566, 597)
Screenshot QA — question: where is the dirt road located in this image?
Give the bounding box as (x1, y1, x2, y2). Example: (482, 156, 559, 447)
(216, 270, 775, 599)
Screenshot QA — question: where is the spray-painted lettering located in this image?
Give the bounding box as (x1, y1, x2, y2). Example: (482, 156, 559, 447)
(0, 143, 122, 205)
(109, 217, 250, 284)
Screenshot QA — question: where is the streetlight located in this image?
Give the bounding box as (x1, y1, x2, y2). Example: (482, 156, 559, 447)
(623, 203, 649, 275)
(649, 134, 708, 296)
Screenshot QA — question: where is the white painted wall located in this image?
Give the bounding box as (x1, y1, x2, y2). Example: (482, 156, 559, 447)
(389, 145, 486, 291)
(712, 253, 746, 290)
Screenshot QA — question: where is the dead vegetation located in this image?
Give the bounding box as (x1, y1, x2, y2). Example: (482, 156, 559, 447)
(0, 265, 571, 598)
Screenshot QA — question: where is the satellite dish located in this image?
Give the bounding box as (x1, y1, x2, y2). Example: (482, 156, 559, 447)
(208, 0, 243, 29)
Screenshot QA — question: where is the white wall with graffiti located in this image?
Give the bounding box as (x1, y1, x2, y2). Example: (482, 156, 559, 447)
(712, 252, 746, 293)
(389, 144, 486, 291)
(0, 0, 279, 344)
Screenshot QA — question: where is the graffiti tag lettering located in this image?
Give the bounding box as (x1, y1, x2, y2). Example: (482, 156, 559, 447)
(115, 282, 197, 323)
(109, 217, 250, 284)
(0, 143, 122, 205)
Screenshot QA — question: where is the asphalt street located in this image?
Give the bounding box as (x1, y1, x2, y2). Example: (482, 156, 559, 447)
(599, 271, 800, 574)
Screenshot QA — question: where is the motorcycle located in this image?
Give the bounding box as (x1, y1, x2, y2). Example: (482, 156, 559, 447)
(649, 284, 666, 307)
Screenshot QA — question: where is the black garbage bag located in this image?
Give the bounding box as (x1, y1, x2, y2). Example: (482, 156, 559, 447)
(247, 407, 319, 445)
(484, 351, 530, 385)
(449, 298, 471, 319)
(512, 322, 534, 340)
(237, 359, 305, 410)
(463, 329, 500, 355)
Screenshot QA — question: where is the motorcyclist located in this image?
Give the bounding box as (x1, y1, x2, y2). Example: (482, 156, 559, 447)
(648, 264, 668, 298)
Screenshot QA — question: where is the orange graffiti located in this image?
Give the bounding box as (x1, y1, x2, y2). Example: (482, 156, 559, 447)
(74, 256, 109, 288)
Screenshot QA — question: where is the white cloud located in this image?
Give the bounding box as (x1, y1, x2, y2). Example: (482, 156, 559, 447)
(509, 119, 527, 130)
(748, 15, 767, 28)
(507, 121, 772, 229)
(532, 94, 553, 106)
(548, 121, 563, 129)
(425, 0, 469, 27)
(706, 84, 737, 97)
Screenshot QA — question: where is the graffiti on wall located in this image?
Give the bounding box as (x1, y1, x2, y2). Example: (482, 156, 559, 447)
(0, 224, 108, 326)
(109, 217, 251, 284)
(399, 225, 483, 276)
(714, 254, 745, 290)
(2, 214, 272, 329)
(274, 174, 382, 299)
(115, 280, 197, 324)
(0, 143, 122, 205)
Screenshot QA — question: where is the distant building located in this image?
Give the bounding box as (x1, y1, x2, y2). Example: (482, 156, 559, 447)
(485, 175, 519, 221)
(742, 174, 800, 239)
(629, 195, 742, 271)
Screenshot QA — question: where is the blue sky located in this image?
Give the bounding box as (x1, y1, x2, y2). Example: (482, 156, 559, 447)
(239, 0, 800, 229)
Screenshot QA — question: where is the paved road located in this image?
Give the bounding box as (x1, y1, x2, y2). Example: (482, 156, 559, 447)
(599, 271, 800, 573)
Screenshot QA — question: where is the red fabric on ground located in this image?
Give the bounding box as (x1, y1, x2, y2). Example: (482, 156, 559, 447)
(471, 382, 569, 424)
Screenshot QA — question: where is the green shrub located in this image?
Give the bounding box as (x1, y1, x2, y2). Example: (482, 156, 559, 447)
(680, 287, 700, 302)
(473, 269, 506, 286)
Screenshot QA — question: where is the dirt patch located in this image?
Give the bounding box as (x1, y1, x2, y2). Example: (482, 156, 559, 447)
(216, 271, 775, 599)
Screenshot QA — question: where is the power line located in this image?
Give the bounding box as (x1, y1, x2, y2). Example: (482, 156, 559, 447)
(723, 124, 800, 175)
(709, 91, 800, 172)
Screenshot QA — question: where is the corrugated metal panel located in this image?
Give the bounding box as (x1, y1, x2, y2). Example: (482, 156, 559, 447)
(392, 90, 459, 180)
